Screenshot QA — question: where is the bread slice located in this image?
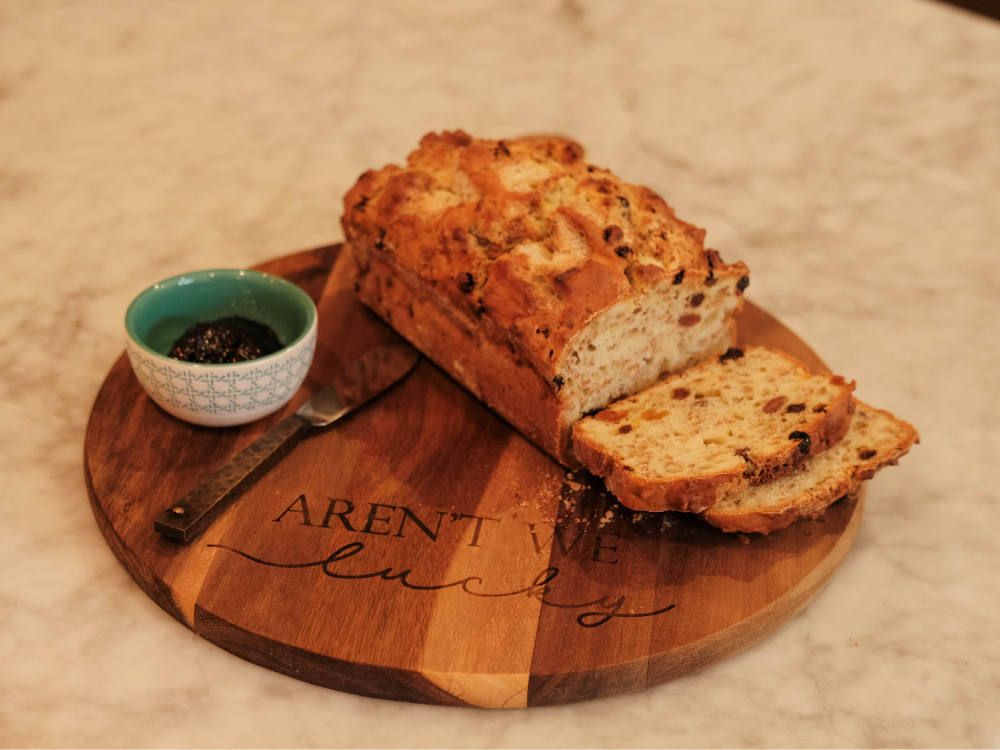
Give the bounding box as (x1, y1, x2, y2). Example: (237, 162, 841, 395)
(343, 131, 749, 465)
(700, 401, 918, 534)
(571, 346, 856, 512)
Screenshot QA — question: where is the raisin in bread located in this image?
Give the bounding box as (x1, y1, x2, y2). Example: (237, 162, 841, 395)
(343, 131, 749, 466)
(571, 346, 856, 512)
(700, 401, 918, 533)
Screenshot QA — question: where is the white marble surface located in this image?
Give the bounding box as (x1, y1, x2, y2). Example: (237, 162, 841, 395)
(2, 0, 999, 746)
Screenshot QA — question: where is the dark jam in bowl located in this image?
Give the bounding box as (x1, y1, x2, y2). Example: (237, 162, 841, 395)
(169, 317, 284, 364)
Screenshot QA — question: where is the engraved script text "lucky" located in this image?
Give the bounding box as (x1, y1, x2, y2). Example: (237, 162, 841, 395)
(209, 541, 676, 628)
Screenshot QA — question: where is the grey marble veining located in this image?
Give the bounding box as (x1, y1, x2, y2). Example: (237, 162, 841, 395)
(1, 0, 998, 746)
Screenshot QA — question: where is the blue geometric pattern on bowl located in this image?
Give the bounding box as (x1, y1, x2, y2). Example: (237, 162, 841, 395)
(126, 330, 315, 414)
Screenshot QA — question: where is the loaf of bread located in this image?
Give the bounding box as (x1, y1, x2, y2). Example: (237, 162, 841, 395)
(571, 347, 856, 512)
(700, 401, 918, 533)
(343, 131, 750, 465)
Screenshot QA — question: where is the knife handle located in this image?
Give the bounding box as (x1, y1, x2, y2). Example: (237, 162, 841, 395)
(153, 414, 311, 544)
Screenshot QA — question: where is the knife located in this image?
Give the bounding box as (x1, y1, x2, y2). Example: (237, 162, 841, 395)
(153, 341, 421, 543)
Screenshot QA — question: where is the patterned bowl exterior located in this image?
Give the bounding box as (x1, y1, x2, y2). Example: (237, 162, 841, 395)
(126, 319, 316, 427)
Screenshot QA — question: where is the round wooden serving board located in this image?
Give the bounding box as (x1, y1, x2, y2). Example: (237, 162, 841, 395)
(85, 245, 864, 708)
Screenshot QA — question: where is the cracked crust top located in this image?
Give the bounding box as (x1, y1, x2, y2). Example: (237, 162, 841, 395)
(342, 130, 749, 383)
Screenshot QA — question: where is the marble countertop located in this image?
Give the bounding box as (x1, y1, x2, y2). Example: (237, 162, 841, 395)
(2, 0, 998, 746)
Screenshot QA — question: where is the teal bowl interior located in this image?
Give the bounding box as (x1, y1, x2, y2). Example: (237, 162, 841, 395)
(125, 269, 316, 363)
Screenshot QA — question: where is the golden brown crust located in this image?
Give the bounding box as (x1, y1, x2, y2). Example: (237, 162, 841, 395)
(570, 432, 743, 513)
(345, 131, 749, 464)
(569, 439, 743, 513)
(703, 487, 865, 535)
(352, 246, 572, 462)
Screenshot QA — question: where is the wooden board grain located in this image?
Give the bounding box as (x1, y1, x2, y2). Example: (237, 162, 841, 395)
(84, 244, 864, 708)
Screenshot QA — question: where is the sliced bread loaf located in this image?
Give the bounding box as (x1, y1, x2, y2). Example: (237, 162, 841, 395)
(344, 131, 749, 466)
(700, 401, 918, 533)
(571, 346, 856, 512)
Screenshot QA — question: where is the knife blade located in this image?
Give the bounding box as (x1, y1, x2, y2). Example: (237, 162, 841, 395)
(153, 341, 420, 543)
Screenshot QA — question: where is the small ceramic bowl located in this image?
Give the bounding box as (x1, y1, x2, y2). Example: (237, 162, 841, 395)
(124, 269, 317, 427)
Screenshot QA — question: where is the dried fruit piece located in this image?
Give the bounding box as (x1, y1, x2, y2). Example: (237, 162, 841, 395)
(763, 396, 788, 413)
(789, 431, 812, 455)
(595, 410, 628, 422)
